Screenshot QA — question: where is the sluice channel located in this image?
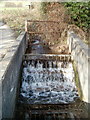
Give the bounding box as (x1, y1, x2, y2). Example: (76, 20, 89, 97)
(20, 56, 78, 104)
(15, 21, 88, 119)
(15, 57, 87, 119)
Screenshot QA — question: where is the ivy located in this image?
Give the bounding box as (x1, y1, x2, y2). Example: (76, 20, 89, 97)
(64, 2, 90, 32)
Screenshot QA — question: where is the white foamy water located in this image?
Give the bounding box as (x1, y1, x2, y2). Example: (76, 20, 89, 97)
(20, 60, 79, 104)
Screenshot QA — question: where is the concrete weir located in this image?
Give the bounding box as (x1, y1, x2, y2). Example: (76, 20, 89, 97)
(0, 27, 89, 119)
(0, 32, 26, 119)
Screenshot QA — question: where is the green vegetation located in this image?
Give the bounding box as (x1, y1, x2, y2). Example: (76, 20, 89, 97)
(1, 7, 41, 37)
(1, 2, 89, 45)
(73, 62, 83, 99)
(1, 8, 28, 36)
(64, 2, 90, 32)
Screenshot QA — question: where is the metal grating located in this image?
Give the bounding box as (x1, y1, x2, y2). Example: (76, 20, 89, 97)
(15, 101, 88, 120)
(23, 54, 72, 62)
(15, 53, 87, 119)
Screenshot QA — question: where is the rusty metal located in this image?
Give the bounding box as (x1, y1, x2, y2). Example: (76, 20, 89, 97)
(27, 31, 62, 34)
(28, 32, 44, 34)
(15, 55, 88, 119)
(15, 100, 88, 120)
(25, 20, 62, 47)
(23, 54, 72, 62)
(26, 20, 60, 23)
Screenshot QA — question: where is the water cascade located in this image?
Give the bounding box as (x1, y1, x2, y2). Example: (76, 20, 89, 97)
(20, 60, 79, 104)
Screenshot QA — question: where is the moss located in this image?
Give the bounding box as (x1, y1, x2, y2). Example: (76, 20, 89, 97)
(73, 61, 83, 100)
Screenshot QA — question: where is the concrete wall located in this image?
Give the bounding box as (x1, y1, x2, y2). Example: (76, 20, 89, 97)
(67, 31, 90, 103)
(0, 32, 26, 119)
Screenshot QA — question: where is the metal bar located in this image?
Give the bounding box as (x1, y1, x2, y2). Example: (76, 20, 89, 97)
(28, 32, 44, 34)
(23, 54, 72, 61)
(27, 20, 60, 23)
(27, 31, 61, 34)
(23, 54, 71, 57)
(28, 111, 75, 120)
(27, 110, 73, 114)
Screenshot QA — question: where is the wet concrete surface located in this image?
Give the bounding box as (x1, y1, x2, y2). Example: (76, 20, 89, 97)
(26, 37, 67, 54)
(26, 42, 53, 54)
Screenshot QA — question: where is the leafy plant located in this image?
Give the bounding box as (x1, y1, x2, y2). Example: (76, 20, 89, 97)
(64, 2, 90, 32)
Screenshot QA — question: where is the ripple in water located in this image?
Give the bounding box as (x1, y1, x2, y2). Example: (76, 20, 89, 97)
(20, 60, 79, 104)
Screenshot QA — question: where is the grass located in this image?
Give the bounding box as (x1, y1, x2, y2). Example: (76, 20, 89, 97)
(1, 6, 42, 37)
(1, 3, 89, 47)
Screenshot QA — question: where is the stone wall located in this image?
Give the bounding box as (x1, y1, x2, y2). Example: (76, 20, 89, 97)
(0, 32, 26, 119)
(67, 31, 90, 103)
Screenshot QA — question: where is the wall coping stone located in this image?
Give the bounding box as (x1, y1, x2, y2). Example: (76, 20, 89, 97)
(68, 31, 90, 59)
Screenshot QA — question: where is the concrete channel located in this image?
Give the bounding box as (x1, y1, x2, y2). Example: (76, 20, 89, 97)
(0, 21, 90, 119)
(0, 32, 27, 119)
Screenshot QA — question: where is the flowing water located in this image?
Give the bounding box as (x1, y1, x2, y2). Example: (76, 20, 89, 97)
(20, 60, 79, 104)
(15, 37, 88, 119)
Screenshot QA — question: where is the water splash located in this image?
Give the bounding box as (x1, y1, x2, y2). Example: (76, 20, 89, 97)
(20, 60, 79, 104)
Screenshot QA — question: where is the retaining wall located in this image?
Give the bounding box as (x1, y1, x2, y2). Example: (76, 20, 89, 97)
(67, 31, 90, 103)
(0, 32, 26, 119)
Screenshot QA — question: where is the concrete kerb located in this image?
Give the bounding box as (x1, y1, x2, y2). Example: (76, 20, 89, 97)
(0, 32, 26, 80)
(0, 32, 26, 119)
